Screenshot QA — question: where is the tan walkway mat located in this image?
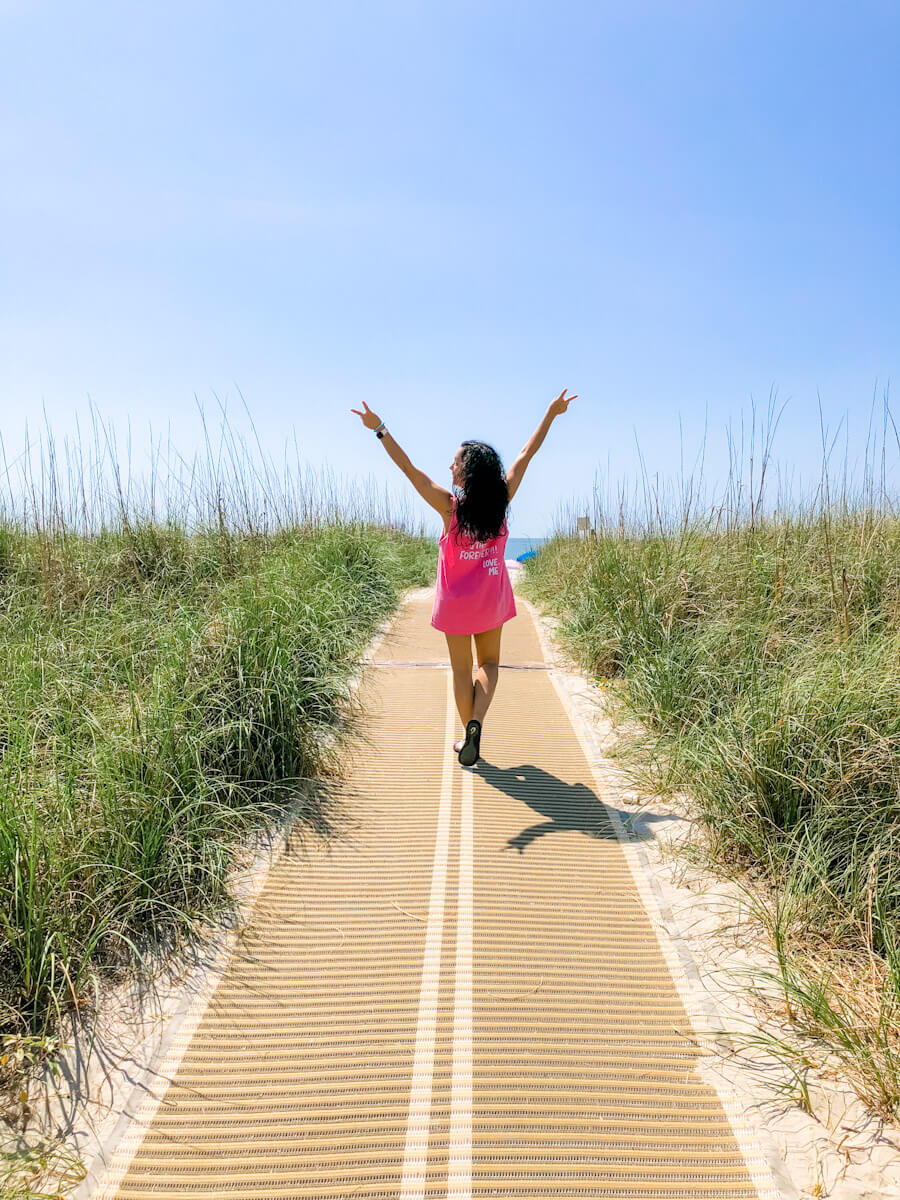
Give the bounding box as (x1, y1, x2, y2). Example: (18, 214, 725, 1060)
(90, 596, 780, 1199)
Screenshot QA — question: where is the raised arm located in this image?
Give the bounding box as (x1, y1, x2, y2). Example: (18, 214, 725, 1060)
(349, 400, 453, 518)
(505, 388, 578, 501)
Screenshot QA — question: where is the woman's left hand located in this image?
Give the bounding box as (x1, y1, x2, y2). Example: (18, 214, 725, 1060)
(548, 388, 578, 418)
(350, 400, 383, 430)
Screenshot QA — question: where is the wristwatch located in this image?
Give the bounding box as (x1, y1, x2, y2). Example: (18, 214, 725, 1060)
(374, 421, 386, 439)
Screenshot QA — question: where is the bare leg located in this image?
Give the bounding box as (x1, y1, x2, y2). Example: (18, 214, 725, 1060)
(444, 633, 475, 751)
(472, 624, 502, 723)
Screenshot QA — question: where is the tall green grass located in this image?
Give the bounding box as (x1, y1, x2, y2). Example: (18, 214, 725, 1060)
(522, 395, 900, 1118)
(0, 404, 436, 1193)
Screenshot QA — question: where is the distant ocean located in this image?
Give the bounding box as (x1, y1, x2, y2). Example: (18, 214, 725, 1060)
(430, 535, 548, 559)
(505, 537, 548, 560)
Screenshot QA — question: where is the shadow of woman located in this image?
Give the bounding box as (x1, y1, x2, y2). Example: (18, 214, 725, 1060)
(473, 758, 681, 854)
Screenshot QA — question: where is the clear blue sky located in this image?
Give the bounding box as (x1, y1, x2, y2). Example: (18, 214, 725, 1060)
(1, 1, 897, 536)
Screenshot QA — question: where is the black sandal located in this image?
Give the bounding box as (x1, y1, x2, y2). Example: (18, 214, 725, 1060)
(458, 719, 481, 766)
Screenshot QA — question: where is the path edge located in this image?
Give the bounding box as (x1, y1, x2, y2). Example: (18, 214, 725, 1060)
(516, 591, 800, 1200)
(71, 584, 424, 1200)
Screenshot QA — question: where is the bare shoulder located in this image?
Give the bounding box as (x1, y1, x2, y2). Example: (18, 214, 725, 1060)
(407, 466, 454, 522)
(506, 451, 530, 502)
(440, 493, 456, 534)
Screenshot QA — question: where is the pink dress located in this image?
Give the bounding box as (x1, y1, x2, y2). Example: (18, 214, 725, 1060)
(431, 496, 517, 635)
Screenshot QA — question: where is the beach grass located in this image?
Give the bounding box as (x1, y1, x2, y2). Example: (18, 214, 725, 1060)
(0, 404, 436, 1194)
(521, 395, 900, 1119)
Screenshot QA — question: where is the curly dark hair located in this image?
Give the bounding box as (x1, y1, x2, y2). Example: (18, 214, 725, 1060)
(452, 441, 510, 545)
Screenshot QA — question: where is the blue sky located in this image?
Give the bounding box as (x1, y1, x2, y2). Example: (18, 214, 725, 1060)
(1, 1, 897, 536)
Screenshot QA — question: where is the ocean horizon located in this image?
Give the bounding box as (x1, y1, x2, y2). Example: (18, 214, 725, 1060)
(505, 536, 548, 559)
(431, 534, 548, 558)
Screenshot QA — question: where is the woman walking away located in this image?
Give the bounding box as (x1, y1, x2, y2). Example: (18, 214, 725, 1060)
(350, 389, 577, 766)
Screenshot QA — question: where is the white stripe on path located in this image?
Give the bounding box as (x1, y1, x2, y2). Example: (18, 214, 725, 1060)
(448, 758, 474, 1198)
(399, 669, 456, 1199)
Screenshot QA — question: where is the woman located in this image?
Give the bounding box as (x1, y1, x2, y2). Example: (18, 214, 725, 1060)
(350, 388, 577, 766)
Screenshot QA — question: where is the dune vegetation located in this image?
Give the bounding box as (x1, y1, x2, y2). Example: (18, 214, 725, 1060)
(0, 406, 436, 1193)
(521, 398, 900, 1119)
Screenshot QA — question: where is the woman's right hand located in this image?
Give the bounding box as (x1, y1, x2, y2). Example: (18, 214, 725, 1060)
(349, 399, 383, 430)
(548, 388, 578, 418)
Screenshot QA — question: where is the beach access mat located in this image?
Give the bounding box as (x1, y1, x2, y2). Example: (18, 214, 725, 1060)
(89, 593, 782, 1199)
